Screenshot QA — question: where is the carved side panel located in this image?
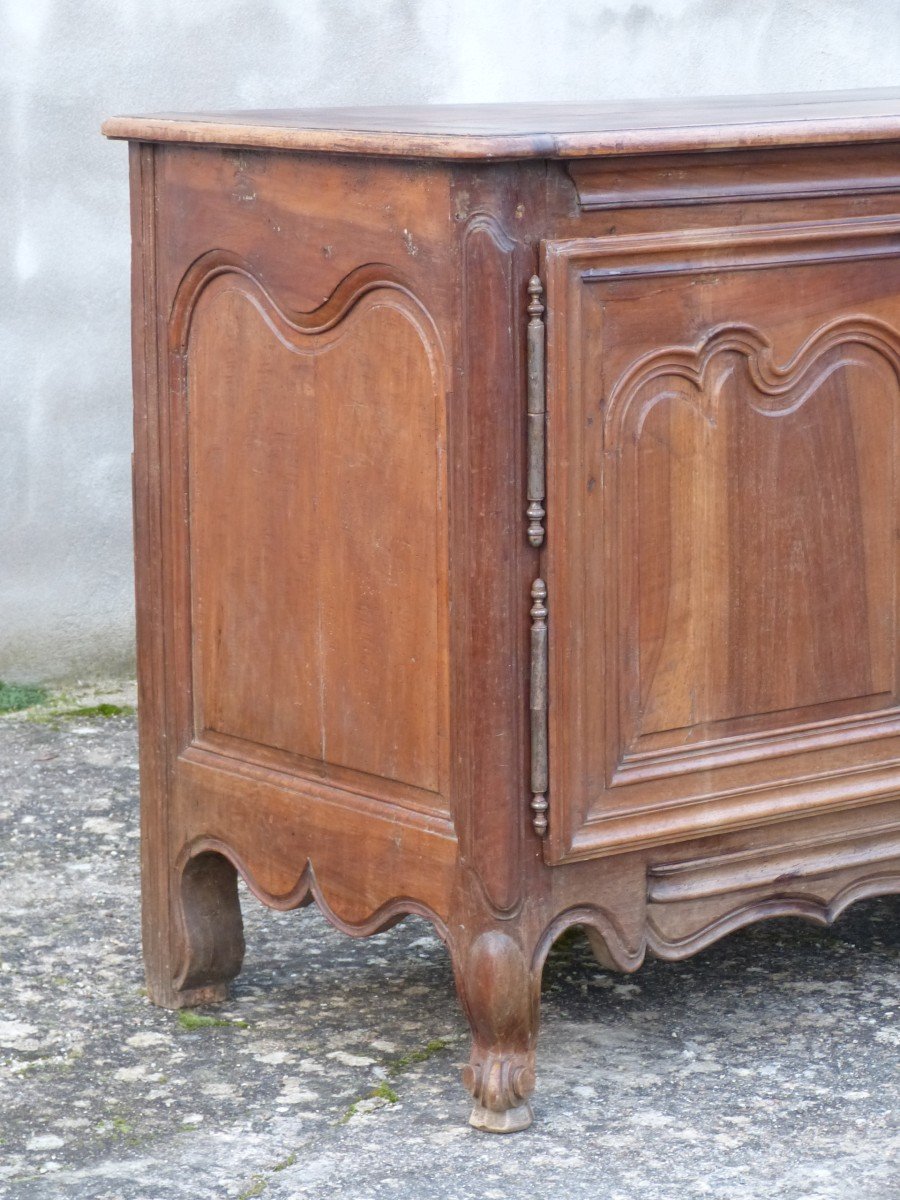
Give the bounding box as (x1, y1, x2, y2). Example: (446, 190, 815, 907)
(544, 219, 900, 862)
(173, 255, 450, 811)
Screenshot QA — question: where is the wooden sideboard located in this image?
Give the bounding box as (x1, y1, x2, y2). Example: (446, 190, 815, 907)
(104, 91, 900, 1132)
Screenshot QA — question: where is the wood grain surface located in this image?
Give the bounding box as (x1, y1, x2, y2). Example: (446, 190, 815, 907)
(120, 106, 900, 1133)
(104, 88, 900, 159)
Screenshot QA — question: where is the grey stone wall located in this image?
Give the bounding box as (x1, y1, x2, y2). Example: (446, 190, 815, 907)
(2, 0, 898, 680)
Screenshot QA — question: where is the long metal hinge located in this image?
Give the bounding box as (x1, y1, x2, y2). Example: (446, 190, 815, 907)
(526, 276, 546, 548)
(526, 274, 549, 837)
(529, 578, 549, 836)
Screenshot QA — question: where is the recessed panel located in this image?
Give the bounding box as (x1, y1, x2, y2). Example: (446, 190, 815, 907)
(185, 273, 448, 805)
(631, 347, 895, 746)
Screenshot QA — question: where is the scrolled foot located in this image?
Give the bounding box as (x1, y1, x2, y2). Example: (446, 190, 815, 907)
(462, 1051, 536, 1133)
(468, 1098, 533, 1133)
(144, 849, 245, 1010)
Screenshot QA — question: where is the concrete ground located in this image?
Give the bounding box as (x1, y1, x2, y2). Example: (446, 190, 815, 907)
(0, 691, 898, 1200)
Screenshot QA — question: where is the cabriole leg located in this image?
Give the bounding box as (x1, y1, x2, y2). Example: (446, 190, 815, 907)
(452, 928, 541, 1133)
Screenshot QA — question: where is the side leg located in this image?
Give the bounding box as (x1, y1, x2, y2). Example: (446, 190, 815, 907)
(142, 845, 245, 1009)
(451, 928, 541, 1133)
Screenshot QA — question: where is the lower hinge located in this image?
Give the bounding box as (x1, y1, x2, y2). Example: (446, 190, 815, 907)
(529, 578, 549, 836)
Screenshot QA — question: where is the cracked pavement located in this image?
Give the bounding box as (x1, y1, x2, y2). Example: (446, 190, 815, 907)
(0, 693, 898, 1199)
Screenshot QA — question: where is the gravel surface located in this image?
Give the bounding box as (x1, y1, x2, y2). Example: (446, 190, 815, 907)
(0, 695, 898, 1199)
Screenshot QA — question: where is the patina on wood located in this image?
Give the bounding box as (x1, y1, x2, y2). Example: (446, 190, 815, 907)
(106, 91, 900, 1133)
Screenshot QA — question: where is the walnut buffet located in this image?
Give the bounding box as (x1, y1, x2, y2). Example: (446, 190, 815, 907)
(104, 92, 900, 1132)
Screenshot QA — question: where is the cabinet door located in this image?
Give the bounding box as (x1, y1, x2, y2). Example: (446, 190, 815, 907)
(544, 218, 900, 863)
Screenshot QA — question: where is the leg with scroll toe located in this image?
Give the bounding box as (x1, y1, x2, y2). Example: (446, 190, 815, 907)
(144, 848, 245, 1009)
(454, 929, 541, 1133)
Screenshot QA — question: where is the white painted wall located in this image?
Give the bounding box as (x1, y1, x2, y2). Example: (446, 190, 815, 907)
(2, 0, 898, 680)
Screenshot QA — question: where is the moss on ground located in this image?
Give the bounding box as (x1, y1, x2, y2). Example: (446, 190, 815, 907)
(0, 681, 136, 722)
(386, 1037, 448, 1077)
(236, 1177, 267, 1199)
(176, 1010, 248, 1032)
(0, 681, 50, 713)
(28, 702, 135, 724)
(338, 1036, 449, 1124)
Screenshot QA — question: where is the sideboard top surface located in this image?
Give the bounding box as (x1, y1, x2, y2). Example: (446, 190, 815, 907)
(102, 87, 900, 160)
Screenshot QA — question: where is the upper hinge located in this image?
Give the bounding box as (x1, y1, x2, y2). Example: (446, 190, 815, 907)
(525, 275, 546, 548)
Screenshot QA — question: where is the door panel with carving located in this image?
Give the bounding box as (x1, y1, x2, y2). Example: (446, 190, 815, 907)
(544, 220, 900, 862)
